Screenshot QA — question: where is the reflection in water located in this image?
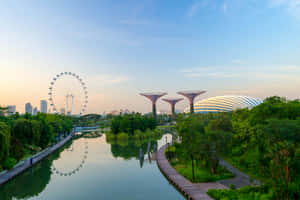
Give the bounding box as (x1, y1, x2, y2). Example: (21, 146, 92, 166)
(0, 141, 68, 200)
(51, 140, 88, 177)
(0, 132, 99, 200)
(0, 133, 184, 200)
(108, 139, 158, 161)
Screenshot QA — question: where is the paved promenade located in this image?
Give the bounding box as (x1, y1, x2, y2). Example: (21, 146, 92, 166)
(156, 143, 261, 200)
(0, 133, 73, 186)
(156, 144, 227, 200)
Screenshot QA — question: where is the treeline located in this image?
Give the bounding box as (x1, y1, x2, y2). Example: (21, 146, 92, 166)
(0, 113, 74, 171)
(110, 113, 157, 135)
(175, 96, 300, 199)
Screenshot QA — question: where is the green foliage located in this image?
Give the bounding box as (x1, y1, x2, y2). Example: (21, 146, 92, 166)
(0, 122, 10, 162)
(111, 113, 157, 135)
(207, 186, 273, 200)
(117, 132, 129, 141)
(0, 113, 74, 168)
(171, 160, 233, 183)
(3, 157, 17, 169)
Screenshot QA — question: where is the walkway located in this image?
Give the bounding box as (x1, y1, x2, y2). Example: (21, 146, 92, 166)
(0, 133, 74, 186)
(217, 157, 260, 188)
(156, 143, 261, 200)
(156, 144, 226, 200)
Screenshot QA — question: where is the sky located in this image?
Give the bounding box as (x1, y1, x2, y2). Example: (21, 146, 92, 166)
(0, 0, 300, 114)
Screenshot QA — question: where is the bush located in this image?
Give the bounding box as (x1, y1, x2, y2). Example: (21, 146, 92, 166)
(117, 132, 129, 141)
(3, 157, 17, 169)
(166, 146, 176, 160)
(207, 186, 273, 200)
(106, 131, 116, 141)
(230, 184, 236, 190)
(133, 130, 143, 140)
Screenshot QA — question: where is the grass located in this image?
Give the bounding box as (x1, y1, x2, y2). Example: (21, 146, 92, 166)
(170, 160, 234, 183)
(207, 185, 272, 200)
(219, 153, 267, 183)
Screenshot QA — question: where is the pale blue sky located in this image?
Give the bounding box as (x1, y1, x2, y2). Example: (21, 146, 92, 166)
(0, 0, 300, 114)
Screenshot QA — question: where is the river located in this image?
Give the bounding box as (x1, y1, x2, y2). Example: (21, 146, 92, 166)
(0, 132, 185, 200)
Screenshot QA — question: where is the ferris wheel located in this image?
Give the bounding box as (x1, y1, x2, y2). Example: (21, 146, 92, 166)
(51, 140, 88, 177)
(48, 72, 88, 116)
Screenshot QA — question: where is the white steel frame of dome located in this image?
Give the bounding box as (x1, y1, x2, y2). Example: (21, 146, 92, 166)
(191, 95, 262, 113)
(48, 72, 88, 116)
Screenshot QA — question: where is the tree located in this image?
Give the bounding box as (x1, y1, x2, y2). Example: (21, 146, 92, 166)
(177, 115, 205, 181)
(0, 122, 10, 162)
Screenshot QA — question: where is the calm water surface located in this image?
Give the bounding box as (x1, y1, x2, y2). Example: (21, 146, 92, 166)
(0, 133, 185, 200)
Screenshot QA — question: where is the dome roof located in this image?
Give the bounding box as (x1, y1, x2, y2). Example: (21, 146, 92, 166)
(185, 95, 262, 113)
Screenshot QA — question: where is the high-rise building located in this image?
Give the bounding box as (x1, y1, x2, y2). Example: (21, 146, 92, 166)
(40, 100, 47, 114)
(25, 103, 33, 115)
(33, 107, 38, 115)
(7, 105, 16, 116)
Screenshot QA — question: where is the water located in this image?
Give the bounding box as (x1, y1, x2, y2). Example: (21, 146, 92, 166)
(0, 132, 185, 200)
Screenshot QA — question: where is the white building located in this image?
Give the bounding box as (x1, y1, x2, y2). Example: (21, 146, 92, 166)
(7, 105, 16, 116)
(33, 107, 38, 115)
(40, 100, 47, 114)
(25, 103, 33, 115)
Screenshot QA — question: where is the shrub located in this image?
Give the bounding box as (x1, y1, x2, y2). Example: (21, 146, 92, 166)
(106, 132, 115, 141)
(166, 146, 176, 160)
(230, 184, 236, 190)
(117, 132, 129, 141)
(133, 130, 143, 140)
(3, 157, 17, 169)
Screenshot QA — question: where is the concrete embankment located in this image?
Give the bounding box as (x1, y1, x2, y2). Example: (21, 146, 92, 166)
(0, 133, 74, 186)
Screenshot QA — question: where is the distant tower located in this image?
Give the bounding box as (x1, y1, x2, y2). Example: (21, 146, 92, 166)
(66, 94, 74, 115)
(7, 105, 16, 116)
(177, 90, 206, 114)
(162, 98, 183, 117)
(140, 92, 167, 117)
(25, 102, 33, 115)
(40, 100, 47, 114)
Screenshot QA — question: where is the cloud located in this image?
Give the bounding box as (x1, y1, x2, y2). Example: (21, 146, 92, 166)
(187, 1, 206, 17)
(222, 2, 228, 13)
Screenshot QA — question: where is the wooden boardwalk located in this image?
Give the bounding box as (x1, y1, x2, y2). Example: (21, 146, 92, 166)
(156, 144, 227, 200)
(0, 133, 74, 186)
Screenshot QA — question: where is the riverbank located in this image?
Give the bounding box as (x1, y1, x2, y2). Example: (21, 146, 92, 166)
(156, 143, 227, 200)
(157, 143, 261, 200)
(0, 132, 74, 186)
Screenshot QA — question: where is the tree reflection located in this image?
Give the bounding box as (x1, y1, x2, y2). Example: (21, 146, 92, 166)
(0, 140, 73, 200)
(109, 139, 158, 166)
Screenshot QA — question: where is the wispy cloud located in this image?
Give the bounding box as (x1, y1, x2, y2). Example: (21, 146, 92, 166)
(187, 1, 207, 17)
(222, 2, 228, 13)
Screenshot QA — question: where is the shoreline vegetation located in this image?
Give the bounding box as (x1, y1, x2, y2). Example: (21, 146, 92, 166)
(107, 113, 165, 142)
(167, 96, 300, 200)
(0, 112, 74, 172)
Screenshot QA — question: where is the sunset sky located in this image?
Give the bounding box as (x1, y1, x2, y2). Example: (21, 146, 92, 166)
(1, 0, 300, 114)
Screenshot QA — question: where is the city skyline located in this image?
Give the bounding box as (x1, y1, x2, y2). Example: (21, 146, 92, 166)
(1, 0, 300, 114)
